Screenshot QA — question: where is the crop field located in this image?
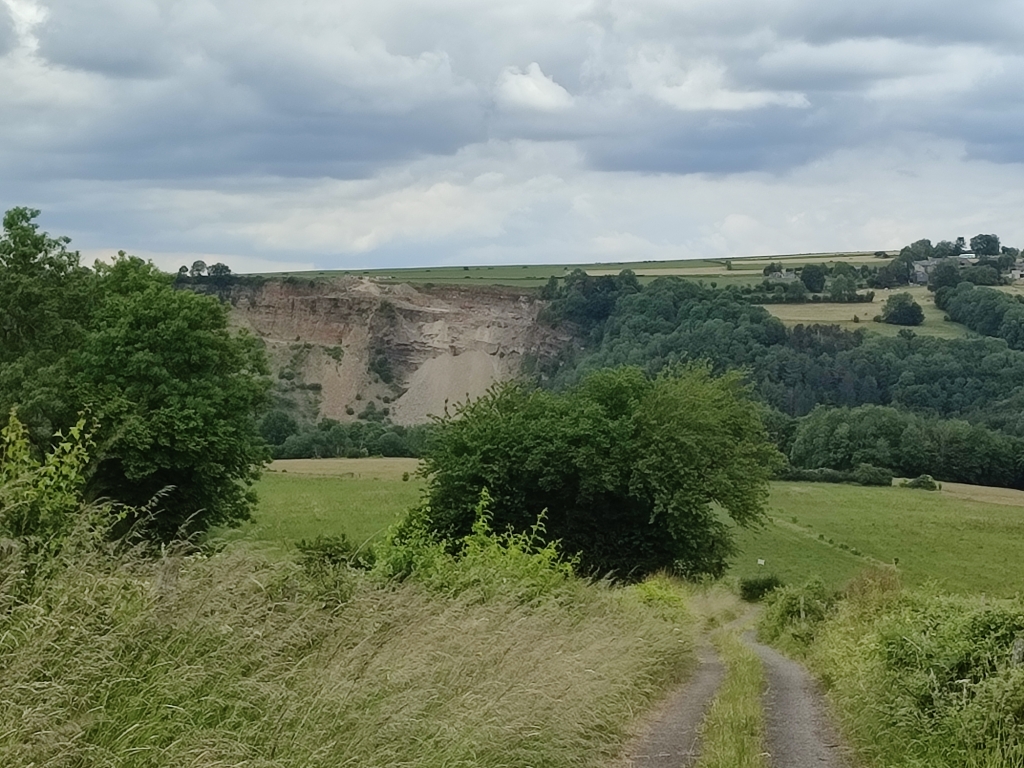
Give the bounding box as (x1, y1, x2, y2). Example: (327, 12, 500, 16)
(255, 251, 891, 287)
(248, 460, 1024, 596)
(763, 285, 972, 338)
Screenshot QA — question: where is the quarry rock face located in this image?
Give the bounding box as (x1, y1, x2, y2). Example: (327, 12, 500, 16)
(224, 277, 569, 424)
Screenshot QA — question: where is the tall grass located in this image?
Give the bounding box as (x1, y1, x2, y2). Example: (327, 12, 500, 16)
(760, 570, 1024, 768)
(0, 515, 695, 767)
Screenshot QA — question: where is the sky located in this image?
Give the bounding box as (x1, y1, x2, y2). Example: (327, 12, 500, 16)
(2, 0, 1023, 273)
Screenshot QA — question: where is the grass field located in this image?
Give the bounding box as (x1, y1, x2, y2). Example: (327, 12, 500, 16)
(217, 458, 423, 553)
(255, 251, 892, 287)
(763, 285, 972, 339)
(249, 460, 1024, 597)
(731, 481, 1024, 596)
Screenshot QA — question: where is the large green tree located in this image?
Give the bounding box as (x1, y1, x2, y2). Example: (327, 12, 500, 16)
(882, 292, 924, 326)
(419, 365, 782, 579)
(0, 208, 270, 537)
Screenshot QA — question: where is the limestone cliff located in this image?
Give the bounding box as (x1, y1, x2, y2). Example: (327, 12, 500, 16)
(223, 277, 571, 425)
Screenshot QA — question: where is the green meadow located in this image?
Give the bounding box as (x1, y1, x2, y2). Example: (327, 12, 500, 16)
(248, 460, 1024, 597)
(258, 251, 889, 288)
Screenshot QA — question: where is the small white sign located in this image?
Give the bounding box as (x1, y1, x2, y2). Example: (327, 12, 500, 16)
(757, 559, 766, 566)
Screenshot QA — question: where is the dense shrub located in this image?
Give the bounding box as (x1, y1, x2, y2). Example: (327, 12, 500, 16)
(420, 365, 782, 579)
(739, 573, 784, 602)
(759, 577, 838, 648)
(901, 474, 940, 490)
(775, 464, 891, 487)
(810, 585, 1024, 767)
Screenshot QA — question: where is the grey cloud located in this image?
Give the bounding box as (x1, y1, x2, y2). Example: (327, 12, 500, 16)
(0, 4, 15, 57)
(35, 0, 181, 78)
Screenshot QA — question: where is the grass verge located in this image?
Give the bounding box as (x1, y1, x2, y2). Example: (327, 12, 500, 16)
(760, 570, 1024, 768)
(1, 534, 695, 767)
(695, 629, 769, 768)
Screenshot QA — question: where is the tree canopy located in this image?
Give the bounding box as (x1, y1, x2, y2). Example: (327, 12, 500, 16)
(0, 208, 270, 537)
(881, 292, 924, 326)
(419, 365, 782, 579)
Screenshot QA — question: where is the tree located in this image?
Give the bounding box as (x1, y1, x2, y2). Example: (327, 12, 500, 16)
(970, 234, 1001, 257)
(901, 239, 934, 261)
(0, 210, 271, 538)
(934, 240, 958, 259)
(800, 263, 826, 293)
(419, 365, 783, 579)
(190, 260, 207, 278)
(881, 292, 924, 326)
(828, 275, 858, 302)
(208, 262, 232, 277)
(962, 265, 1000, 286)
(785, 280, 809, 302)
(928, 258, 961, 292)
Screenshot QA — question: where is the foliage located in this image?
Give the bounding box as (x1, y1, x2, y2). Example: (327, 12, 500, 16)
(789, 405, 1024, 488)
(552, 276, 1024, 427)
(0, 209, 271, 538)
(269, 416, 434, 459)
(881, 292, 924, 326)
(937, 282, 1024, 350)
(808, 584, 1024, 767)
(539, 268, 641, 336)
(0, 536, 693, 767)
(775, 463, 892, 486)
(901, 474, 940, 490)
(420, 365, 782, 579)
(758, 577, 838, 648)
(971, 233, 1002, 256)
(927, 258, 962, 291)
(799, 263, 826, 293)
(739, 573, 784, 602)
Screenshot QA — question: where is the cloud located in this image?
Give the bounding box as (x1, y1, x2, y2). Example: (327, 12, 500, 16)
(496, 62, 573, 112)
(628, 48, 808, 111)
(2, 0, 1024, 270)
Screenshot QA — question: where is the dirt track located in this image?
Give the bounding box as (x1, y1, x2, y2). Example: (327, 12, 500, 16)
(621, 643, 725, 767)
(747, 634, 852, 768)
(620, 614, 851, 768)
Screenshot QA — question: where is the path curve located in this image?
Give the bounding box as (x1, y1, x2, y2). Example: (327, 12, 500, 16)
(745, 634, 851, 768)
(620, 643, 725, 767)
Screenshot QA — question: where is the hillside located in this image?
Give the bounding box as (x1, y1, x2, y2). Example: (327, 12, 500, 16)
(220, 276, 571, 425)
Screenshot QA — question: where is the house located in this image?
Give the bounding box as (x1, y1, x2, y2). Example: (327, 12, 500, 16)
(767, 269, 798, 282)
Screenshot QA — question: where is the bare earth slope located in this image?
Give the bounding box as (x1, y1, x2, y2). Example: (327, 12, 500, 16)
(224, 277, 571, 424)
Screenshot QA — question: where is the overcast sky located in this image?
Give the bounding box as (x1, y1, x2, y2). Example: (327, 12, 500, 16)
(3, 0, 1023, 273)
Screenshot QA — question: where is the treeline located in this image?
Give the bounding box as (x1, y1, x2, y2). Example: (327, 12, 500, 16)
(936, 282, 1024, 350)
(787, 405, 1024, 489)
(548, 277, 1024, 422)
(260, 412, 434, 459)
(541, 273, 1024, 488)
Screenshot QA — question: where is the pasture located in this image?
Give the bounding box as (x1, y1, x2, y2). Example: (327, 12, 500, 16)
(255, 251, 891, 288)
(249, 460, 1024, 596)
(763, 285, 972, 339)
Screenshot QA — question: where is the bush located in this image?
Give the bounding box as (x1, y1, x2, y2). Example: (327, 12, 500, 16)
(853, 463, 894, 487)
(810, 587, 1024, 766)
(759, 577, 838, 649)
(419, 365, 782, 579)
(739, 573, 784, 602)
(902, 474, 940, 490)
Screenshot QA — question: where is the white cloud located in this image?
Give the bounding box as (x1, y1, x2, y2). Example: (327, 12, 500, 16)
(628, 47, 808, 111)
(495, 62, 573, 112)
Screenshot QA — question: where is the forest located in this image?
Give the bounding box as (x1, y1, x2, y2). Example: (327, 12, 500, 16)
(541, 269, 1024, 489)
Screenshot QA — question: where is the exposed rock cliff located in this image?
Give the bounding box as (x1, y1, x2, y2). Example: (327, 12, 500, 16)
(224, 277, 570, 424)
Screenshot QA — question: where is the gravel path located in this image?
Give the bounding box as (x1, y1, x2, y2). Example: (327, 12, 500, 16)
(620, 643, 725, 767)
(745, 634, 852, 768)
